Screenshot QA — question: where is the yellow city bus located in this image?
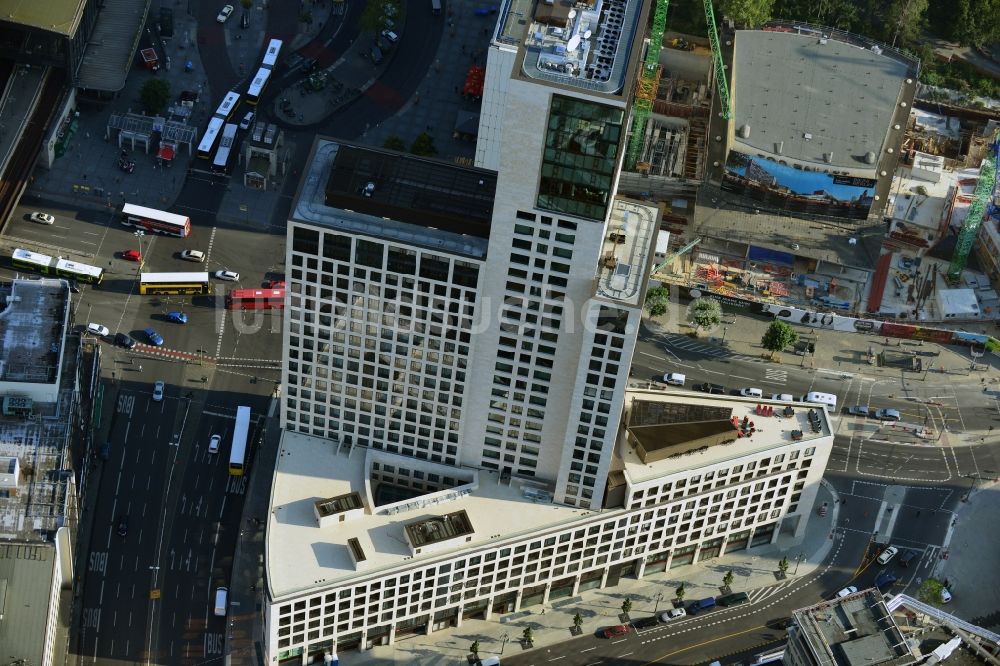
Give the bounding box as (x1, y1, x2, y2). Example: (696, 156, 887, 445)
(138, 272, 211, 295)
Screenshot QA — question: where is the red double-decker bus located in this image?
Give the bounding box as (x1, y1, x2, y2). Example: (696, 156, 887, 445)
(225, 288, 285, 310)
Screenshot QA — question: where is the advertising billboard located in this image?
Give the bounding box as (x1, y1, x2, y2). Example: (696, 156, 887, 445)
(723, 151, 876, 220)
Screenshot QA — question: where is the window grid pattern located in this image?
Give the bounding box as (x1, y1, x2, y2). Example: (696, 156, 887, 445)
(283, 225, 481, 464)
(563, 308, 627, 507)
(271, 454, 813, 651)
(481, 211, 577, 476)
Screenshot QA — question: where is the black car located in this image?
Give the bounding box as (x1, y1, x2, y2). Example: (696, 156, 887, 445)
(240, 10, 250, 28)
(369, 43, 384, 64)
(117, 515, 129, 537)
(631, 616, 659, 629)
(67, 279, 81, 294)
(115, 332, 137, 349)
(696, 382, 726, 394)
(898, 549, 918, 567)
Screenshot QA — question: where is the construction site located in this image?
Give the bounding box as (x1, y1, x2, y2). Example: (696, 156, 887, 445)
(618, 12, 1000, 326)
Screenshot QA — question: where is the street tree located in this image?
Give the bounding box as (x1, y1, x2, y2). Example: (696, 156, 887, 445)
(675, 583, 686, 602)
(383, 135, 406, 151)
(573, 613, 583, 630)
(410, 132, 437, 157)
(470, 640, 480, 657)
(723, 570, 735, 589)
(778, 556, 790, 576)
(139, 79, 171, 115)
(720, 0, 775, 27)
(522, 626, 534, 644)
(645, 285, 670, 317)
(689, 297, 722, 332)
(918, 578, 947, 604)
(360, 0, 401, 33)
(761, 320, 798, 359)
(621, 597, 632, 615)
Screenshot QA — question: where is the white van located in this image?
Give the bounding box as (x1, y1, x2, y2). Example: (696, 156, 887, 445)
(214, 587, 228, 616)
(739, 388, 763, 399)
(663, 372, 686, 386)
(802, 391, 837, 410)
(771, 393, 794, 402)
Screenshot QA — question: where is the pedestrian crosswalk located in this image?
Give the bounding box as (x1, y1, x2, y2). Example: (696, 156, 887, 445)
(661, 334, 769, 367)
(765, 369, 788, 384)
(745, 580, 796, 604)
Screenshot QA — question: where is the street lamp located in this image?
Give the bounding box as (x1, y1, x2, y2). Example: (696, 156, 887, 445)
(654, 591, 663, 614)
(793, 552, 804, 576)
(499, 632, 509, 655)
(722, 326, 728, 343)
(134, 230, 146, 271)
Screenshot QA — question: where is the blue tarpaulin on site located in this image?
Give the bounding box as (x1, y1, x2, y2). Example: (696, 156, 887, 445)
(748, 246, 795, 266)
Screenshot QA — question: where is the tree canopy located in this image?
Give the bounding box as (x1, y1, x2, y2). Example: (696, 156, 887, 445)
(761, 320, 798, 357)
(689, 298, 722, 331)
(139, 79, 170, 115)
(720, 0, 775, 28)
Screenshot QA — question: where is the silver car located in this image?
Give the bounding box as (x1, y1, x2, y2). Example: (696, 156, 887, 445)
(152, 381, 165, 402)
(30, 212, 55, 225)
(214, 270, 239, 281)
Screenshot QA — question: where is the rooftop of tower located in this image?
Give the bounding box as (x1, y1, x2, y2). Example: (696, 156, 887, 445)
(290, 138, 498, 260)
(495, 0, 645, 95)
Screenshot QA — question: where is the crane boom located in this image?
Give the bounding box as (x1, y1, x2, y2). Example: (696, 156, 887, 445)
(947, 132, 999, 281)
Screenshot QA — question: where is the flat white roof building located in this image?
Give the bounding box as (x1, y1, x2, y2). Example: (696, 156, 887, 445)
(265, 390, 833, 662)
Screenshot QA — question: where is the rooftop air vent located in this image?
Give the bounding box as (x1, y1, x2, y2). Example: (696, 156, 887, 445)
(823, 152, 833, 163)
(774, 141, 783, 154)
(363, 182, 375, 197)
(865, 151, 876, 165)
(738, 124, 750, 139)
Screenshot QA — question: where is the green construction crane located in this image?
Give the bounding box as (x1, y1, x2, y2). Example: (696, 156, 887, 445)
(947, 137, 998, 281)
(652, 236, 702, 274)
(624, 0, 668, 169)
(625, 0, 733, 169)
(703, 0, 732, 121)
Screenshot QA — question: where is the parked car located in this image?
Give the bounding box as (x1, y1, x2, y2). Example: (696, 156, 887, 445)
(369, 43, 384, 64)
(121, 249, 141, 262)
(152, 380, 165, 402)
(381, 29, 399, 43)
(165, 311, 188, 324)
(658, 608, 686, 622)
(875, 572, 897, 589)
(239, 111, 254, 130)
(215, 270, 240, 281)
(264, 279, 285, 289)
(602, 624, 629, 639)
(687, 597, 717, 615)
(739, 387, 764, 398)
(846, 405, 870, 417)
(632, 616, 659, 629)
(898, 549, 918, 567)
(117, 515, 129, 537)
(940, 588, 952, 603)
(696, 382, 726, 394)
(208, 434, 221, 454)
(86, 323, 110, 337)
(875, 408, 901, 422)
(877, 545, 899, 565)
(144, 327, 164, 346)
(216, 4, 234, 22)
(99, 440, 111, 460)
(30, 211, 55, 225)
(180, 249, 205, 262)
(662, 372, 686, 386)
(837, 586, 858, 598)
(717, 592, 750, 607)
(67, 279, 81, 294)
(114, 332, 137, 349)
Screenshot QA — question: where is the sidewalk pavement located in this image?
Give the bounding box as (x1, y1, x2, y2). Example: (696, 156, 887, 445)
(935, 478, 1000, 631)
(28, 10, 210, 218)
(335, 482, 842, 666)
(642, 304, 992, 387)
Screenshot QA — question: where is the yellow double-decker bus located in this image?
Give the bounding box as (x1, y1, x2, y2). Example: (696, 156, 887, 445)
(138, 272, 211, 295)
